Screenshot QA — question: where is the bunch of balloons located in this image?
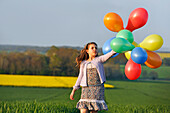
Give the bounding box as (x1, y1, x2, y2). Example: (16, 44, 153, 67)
(102, 8, 164, 80)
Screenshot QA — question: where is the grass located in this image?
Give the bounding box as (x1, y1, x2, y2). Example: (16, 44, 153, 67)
(0, 102, 169, 113)
(0, 80, 170, 112)
(106, 80, 170, 105)
(0, 101, 78, 113)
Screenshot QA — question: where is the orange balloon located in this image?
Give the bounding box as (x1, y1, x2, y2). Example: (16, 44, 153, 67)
(104, 12, 124, 32)
(144, 50, 162, 68)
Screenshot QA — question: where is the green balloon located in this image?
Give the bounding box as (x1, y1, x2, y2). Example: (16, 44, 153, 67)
(116, 29, 134, 43)
(110, 38, 135, 53)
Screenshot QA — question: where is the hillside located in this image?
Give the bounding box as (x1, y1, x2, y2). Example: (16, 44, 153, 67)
(0, 45, 169, 58)
(0, 45, 50, 54)
(0, 45, 83, 54)
(0, 45, 103, 54)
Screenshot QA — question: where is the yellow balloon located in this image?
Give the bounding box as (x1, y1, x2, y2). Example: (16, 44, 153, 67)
(125, 51, 131, 60)
(125, 41, 138, 60)
(139, 34, 163, 51)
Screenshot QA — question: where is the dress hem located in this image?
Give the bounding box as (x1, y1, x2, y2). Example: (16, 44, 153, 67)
(76, 100, 108, 111)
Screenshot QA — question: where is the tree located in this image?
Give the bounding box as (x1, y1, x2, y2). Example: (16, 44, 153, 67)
(104, 60, 124, 80)
(163, 58, 170, 66)
(141, 70, 148, 79)
(46, 46, 79, 76)
(149, 71, 158, 80)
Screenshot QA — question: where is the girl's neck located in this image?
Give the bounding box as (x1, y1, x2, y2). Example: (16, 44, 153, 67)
(87, 56, 95, 62)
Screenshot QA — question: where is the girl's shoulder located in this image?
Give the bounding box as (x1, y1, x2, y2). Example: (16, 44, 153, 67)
(93, 55, 102, 61)
(80, 60, 86, 66)
(81, 60, 86, 64)
(79, 60, 88, 69)
(94, 55, 101, 59)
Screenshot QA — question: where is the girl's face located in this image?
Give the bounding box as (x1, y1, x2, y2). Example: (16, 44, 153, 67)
(86, 44, 98, 57)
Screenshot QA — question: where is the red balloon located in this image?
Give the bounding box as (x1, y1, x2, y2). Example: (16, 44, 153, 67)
(125, 8, 148, 32)
(125, 58, 141, 80)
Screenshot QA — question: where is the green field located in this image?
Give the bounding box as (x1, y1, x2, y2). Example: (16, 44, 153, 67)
(120, 65, 170, 79)
(0, 80, 170, 113)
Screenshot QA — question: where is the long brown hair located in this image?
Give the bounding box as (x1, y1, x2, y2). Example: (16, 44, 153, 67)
(76, 42, 98, 68)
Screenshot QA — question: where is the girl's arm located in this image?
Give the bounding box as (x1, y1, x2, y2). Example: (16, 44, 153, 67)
(73, 62, 84, 90)
(70, 62, 84, 100)
(97, 50, 116, 63)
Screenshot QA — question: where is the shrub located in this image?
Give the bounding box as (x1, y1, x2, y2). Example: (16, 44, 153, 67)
(149, 71, 158, 80)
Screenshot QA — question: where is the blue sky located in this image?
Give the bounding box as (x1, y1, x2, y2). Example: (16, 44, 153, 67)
(0, 0, 169, 51)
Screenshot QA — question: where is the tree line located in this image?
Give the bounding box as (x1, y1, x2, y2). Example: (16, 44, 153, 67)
(0, 46, 128, 79)
(0, 45, 169, 79)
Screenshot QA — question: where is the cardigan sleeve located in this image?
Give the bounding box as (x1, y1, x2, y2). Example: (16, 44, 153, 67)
(96, 50, 116, 63)
(73, 62, 84, 90)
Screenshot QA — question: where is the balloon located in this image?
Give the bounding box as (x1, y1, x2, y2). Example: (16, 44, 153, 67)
(110, 38, 135, 53)
(102, 37, 119, 58)
(116, 29, 134, 43)
(103, 12, 124, 32)
(132, 41, 138, 47)
(139, 34, 163, 51)
(125, 51, 131, 60)
(124, 41, 138, 60)
(125, 58, 141, 80)
(144, 50, 162, 68)
(125, 8, 148, 32)
(131, 47, 148, 64)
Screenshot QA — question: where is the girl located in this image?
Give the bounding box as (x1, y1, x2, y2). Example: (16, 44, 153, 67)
(70, 42, 116, 113)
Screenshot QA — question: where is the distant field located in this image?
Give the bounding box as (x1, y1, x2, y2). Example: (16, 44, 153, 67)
(120, 65, 170, 79)
(0, 80, 170, 112)
(140, 66, 170, 79)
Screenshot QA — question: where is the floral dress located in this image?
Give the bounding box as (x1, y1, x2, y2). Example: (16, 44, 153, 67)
(76, 62, 108, 111)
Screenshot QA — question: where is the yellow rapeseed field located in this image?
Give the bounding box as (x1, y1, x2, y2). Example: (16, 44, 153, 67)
(0, 74, 114, 88)
(157, 52, 170, 59)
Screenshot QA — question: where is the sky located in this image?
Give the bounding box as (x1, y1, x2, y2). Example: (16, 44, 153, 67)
(0, 0, 170, 51)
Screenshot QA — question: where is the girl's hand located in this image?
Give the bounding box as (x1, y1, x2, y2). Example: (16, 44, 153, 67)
(70, 91, 74, 100)
(70, 89, 76, 100)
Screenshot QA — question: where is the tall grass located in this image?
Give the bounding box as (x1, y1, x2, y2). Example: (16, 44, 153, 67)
(0, 101, 78, 113)
(0, 101, 169, 113)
